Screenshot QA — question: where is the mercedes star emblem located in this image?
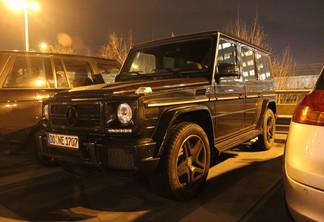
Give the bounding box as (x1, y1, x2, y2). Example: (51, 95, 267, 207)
(65, 106, 78, 126)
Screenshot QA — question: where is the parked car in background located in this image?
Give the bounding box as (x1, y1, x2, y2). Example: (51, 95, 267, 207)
(0, 51, 120, 155)
(37, 31, 277, 200)
(284, 65, 324, 221)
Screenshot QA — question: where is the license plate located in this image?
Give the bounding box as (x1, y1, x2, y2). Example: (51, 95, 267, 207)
(47, 133, 79, 149)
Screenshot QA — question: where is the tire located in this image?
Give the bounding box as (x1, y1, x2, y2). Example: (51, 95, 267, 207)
(257, 108, 276, 150)
(153, 122, 210, 201)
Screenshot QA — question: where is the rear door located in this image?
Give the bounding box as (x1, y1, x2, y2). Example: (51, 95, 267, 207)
(0, 54, 57, 143)
(240, 45, 260, 128)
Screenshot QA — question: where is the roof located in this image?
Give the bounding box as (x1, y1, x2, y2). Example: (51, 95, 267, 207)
(0, 50, 117, 63)
(132, 30, 269, 53)
(292, 63, 323, 76)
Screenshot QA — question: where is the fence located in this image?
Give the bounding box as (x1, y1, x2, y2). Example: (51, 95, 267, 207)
(275, 89, 311, 105)
(274, 89, 311, 133)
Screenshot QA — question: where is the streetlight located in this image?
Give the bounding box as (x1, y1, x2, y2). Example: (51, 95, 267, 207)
(39, 41, 48, 51)
(6, 0, 40, 51)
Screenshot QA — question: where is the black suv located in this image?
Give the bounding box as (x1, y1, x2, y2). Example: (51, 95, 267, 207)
(0, 51, 120, 152)
(38, 31, 276, 200)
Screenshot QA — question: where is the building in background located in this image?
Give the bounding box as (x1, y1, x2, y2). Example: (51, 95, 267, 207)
(274, 63, 323, 89)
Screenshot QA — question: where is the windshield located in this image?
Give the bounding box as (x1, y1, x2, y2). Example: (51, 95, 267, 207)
(119, 37, 213, 80)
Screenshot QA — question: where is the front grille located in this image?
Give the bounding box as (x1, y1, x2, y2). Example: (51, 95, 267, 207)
(49, 101, 103, 133)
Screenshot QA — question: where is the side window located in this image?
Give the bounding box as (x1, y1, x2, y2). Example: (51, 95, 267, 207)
(217, 38, 237, 69)
(256, 52, 271, 80)
(3, 56, 51, 88)
(97, 63, 120, 84)
(62, 59, 94, 87)
(216, 38, 241, 83)
(241, 46, 256, 81)
(54, 59, 69, 88)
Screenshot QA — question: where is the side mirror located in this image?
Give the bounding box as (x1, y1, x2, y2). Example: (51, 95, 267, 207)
(215, 63, 240, 84)
(216, 63, 240, 76)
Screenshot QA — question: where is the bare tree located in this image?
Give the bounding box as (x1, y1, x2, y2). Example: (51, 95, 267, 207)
(225, 12, 268, 49)
(98, 31, 133, 65)
(272, 46, 299, 104)
(225, 14, 299, 103)
(272, 46, 295, 88)
(41, 42, 76, 54)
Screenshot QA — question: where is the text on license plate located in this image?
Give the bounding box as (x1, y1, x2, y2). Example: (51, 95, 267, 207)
(47, 133, 79, 149)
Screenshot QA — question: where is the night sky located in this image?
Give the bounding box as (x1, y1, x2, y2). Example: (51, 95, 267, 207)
(0, 0, 323, 64)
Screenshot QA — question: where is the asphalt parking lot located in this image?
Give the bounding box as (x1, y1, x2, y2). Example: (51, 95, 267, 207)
(0, 134, 293, 222)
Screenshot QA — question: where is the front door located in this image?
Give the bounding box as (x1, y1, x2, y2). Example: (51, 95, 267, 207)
(213, 38, 245, 138)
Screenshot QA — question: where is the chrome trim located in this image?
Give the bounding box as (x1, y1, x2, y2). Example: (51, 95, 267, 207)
(71, 98, 100, 101)
(113, 81, 210, 95)
(216, 96, 240, 101)
(263, 94, 276, 97)
(246, 95, 259, 98)
(214, 109, 245, 117)
(146, 98, 209, 107)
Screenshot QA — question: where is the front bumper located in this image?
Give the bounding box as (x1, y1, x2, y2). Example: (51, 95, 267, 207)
(37, 133, 160, 175)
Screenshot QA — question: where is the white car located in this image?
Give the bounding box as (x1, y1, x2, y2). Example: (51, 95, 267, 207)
(284, 66, 324, 221)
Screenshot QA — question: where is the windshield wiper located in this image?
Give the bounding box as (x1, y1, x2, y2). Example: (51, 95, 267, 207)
(116, 71, 150, 81)
(153, 68, 183, 77)
(123, 71, 143, 76)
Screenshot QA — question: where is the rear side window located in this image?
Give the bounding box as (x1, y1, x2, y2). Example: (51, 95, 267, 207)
(241, 46, 256, 80)
(3, 56, 52, 88)
(256, 52, 271, 80)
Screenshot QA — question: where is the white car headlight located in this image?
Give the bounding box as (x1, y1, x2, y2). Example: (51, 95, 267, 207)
(117, 103, 132, 125)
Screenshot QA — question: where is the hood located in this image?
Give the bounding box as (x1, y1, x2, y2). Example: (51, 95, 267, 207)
(51, 78, 210, 100)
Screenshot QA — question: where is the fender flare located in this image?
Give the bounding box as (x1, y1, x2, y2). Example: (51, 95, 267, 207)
(257, 99, 277, 128)
(152, 105, 213, 157)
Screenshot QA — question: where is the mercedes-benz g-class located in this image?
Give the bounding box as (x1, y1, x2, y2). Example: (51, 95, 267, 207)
(37, 31, 276, 200)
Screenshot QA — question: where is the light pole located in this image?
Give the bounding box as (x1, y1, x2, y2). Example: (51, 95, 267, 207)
(23, 3, 29, 51)
(6, 0, 40, 51)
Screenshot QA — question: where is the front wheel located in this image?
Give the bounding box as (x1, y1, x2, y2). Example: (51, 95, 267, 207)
(153, 122, 210, 201)
(257, 108, 276, 150)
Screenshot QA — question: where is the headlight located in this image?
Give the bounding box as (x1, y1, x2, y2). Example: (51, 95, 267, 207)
(117, 103, 132, 125)
(43, 104, 49, 119)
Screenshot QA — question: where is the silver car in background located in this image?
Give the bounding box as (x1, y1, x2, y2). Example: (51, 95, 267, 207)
(284, 66, 324, 221)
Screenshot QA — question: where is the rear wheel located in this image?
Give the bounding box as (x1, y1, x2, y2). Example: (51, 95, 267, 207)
(153, 122, 210, 201)
(257, 108, 276, 150)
